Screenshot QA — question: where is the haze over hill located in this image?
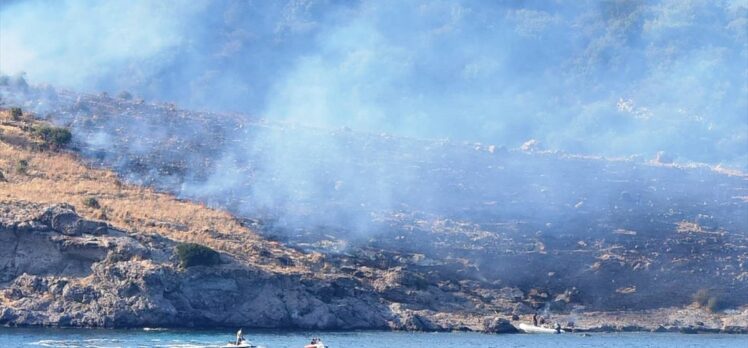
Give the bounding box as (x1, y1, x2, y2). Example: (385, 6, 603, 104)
(1, 0, 746, 168)
(2, 81, 747, 315)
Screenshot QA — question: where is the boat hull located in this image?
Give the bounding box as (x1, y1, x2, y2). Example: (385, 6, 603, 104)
(518, 323, 563, 334)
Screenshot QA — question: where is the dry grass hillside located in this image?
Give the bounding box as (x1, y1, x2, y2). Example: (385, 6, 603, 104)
(0, 108, 320, 275)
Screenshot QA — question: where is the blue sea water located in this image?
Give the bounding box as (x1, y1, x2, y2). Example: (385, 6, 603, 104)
(0, 328, 746, 348)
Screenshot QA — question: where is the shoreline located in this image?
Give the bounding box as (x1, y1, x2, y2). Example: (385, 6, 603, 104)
(3, 307, 747, 334)
(0, 326, 746, 335)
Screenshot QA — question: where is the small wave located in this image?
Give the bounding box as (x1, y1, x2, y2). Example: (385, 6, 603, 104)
(29, 339, 81, 348)
(143, 327, 169, 331)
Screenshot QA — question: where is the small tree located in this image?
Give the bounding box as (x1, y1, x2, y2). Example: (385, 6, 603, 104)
(175, 243, 221, 268)
(33, 125, 72, 149)
(10, 107, 22, 120)
(83, 196, 100, 209)
(15, 159, 28, 174)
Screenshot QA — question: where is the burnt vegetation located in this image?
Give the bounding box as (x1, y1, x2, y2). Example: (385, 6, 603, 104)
(1, 83, 747, 316)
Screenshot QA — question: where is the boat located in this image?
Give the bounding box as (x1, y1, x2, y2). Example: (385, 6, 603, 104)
(223, 329, 258, 348)
(223, 343, 256, 348)
(304, 337, 328, 348)
(518, 322, 564, 334)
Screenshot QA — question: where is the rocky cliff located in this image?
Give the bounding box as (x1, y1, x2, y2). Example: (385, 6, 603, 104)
(0, 201, 394, 328)
(2, 202, 746, 333)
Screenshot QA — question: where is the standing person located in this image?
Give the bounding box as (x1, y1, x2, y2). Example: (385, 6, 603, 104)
(236, 329, 244, 345)
(532, 313, 538, 326)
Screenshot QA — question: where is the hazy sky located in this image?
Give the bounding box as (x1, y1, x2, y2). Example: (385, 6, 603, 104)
(1, 0, 746, 168)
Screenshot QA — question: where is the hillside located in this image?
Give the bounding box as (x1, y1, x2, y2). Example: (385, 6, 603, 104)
(0, 108, 536, 330)
(1, 82, 748, 332)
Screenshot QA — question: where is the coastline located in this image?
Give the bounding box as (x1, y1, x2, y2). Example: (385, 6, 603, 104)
(3, 307, 747, 334)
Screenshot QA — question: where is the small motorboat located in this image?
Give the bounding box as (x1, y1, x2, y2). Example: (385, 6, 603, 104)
(223, 343, 255, 348)
(518, 322, 564, 334)
(304, 337, 328, 348)
(223, 329, 258, 348)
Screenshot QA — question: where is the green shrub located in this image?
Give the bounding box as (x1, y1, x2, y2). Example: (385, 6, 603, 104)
(33, 124, 72, 149)
(15, 159, 28, 174)
(10, 107, 22, 120)
(0, 170, 5, 182)
(83, 196, 100, 209)
(175, 243, 221, 268)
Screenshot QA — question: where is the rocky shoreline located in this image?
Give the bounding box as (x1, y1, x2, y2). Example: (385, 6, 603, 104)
(1, 202, 746, 334)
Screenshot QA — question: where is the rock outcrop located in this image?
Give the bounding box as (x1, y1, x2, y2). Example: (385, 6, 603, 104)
(14, 201, 743, 333)
(0, 202, 393, 328)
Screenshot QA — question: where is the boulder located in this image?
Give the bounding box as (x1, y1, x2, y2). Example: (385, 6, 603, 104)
(483, 317, 519, 333)
(41, 204, 80, 235)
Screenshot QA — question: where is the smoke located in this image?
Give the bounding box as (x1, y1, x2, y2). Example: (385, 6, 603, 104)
(2, 0, 746, 165)
(1, 0, 747, 235)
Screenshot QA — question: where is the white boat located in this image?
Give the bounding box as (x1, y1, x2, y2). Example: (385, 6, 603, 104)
(518, 323, 564, 334)
(223, 329, 257, 348)
(223, 343, 256, 348)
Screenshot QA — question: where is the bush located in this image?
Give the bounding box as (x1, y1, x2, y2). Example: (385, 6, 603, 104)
(15, 159, 28, 174)
(175, 243, 221, 268)
(693, 289, 723, 313)
(117, 91, 133, 100)
(83, 196, 100, 209)
(692, 289, 710, 307)
(33, 124, 72, 149)
(706, 296, 723, 313)
(0, 170, 5, 182)
(10, 107, 22, 120)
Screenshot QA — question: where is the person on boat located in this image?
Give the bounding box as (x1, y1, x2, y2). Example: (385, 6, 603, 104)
(532, 313, 538, 326)
(554, 322, 561, 333)
(236, 329, 245, 345)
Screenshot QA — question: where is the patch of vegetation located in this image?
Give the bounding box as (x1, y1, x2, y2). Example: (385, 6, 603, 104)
(693, 289, 723, 313)
(706, 296, 723, 313)
(15, 159, 28, 174)
(0, 170, 5, 182)
(32, 124, 72, 149)
(10, 107, 23, 120)
(175, 243, 221, 268)
(692, 288, 710, 307)
(83, 196, 100, 209)
(117, 91, 133, 100)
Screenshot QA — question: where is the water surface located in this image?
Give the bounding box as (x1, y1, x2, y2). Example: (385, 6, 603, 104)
(0, 328, 746, 348)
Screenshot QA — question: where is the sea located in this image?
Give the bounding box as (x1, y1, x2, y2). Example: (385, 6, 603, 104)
(0, 328, 747, 348)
